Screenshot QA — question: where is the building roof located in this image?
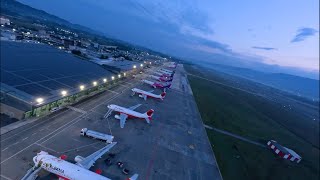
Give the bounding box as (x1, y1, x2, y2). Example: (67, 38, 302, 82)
(0, 41, 114, 107)
(92, 59, 142, 72)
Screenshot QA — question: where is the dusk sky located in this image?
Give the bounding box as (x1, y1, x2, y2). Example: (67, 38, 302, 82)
(18, 0, 319, 78)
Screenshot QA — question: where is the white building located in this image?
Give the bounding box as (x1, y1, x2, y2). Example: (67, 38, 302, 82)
(0, 17, 10, 25)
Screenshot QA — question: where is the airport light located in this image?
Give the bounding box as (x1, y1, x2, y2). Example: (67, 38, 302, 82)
(36, 98, 44, 104)
(123, 73, 126, 76)
(79, 85, 85, 91)
(140, 64, 143, 67)
(93, 81, 98, 86)
(112, 76, 115, 80)
(103, 78, 107, 83)
(118, 74, 121, 78)
(61, 90, 67, 96)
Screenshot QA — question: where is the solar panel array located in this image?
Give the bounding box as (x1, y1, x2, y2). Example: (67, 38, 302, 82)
(1, 41, 114, 104)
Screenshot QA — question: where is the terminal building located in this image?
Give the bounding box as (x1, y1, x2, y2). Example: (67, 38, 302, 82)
(91, 59, 144, 73)
(0, 41, 135, 120)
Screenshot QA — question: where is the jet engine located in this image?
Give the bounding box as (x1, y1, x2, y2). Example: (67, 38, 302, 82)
(74, 155, 84, 163)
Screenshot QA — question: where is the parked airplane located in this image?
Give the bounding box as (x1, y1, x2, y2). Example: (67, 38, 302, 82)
(131, 88, 166, 101)
(160, 68, 174, 74)
(23, 142, 139, 180)
(149, 75, 172, 82)
(105, 104, 154, 128)
(158, 69, 173, 76)
(142, 79, 171, 91)
(154, 71, 173, 78)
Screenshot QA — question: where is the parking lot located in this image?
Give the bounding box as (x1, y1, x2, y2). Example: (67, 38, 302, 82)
(1, 65, 222, 180)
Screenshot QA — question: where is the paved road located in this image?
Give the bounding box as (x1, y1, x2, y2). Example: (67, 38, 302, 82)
(204, 124, 266, 148)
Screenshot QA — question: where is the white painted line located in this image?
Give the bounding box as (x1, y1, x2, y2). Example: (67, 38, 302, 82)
(60, 142, 101, 154)
(11, 141, 20, 146)
(35, 143, 59, 154)
(22, 137, 29, 141)
(2, 146, 10, 152)
(118, 84, 128, 87)
(124, 82, 133, 85)
(0, 174, 13, 180)
(72, 138, 82, 143)
(0, 109, 69, 143)
(0, 81, 136, 165)
(107, 89, 120, 94)
(31, 132, 37, 136)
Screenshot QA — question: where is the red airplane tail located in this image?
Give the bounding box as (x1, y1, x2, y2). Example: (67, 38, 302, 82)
(59, 154, 67, 160)
(160, 92, 166, 99)
(146, 109, 154, 117)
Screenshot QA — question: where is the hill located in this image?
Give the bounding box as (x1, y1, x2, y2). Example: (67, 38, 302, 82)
(202, 63, 319, 100)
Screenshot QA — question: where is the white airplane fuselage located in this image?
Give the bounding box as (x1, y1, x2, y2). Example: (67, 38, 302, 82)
(154, 71, 172, 78)
(158, 70, 172, 74)
(132, 88, 163, 100)
(107, 104, 147, 119)
(149, 75, 171, 82)
(33, 151, 110, 180)
(161, 68, 174, 73)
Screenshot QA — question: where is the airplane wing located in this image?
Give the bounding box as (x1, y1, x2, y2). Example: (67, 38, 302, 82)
(119, 113, 128, 128)
(76, 142, 117, 169)
(128, 104, 141, 110)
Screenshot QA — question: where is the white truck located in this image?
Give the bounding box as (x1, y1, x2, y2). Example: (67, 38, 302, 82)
(80, 128, 114, 143)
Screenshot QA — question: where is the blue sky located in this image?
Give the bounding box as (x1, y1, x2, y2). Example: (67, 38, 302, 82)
(18, 0, 319, 78)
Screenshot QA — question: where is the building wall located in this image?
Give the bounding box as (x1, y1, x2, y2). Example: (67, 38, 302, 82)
(0, 103, 25, 120)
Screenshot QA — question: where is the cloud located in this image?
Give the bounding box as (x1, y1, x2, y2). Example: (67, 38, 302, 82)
(252, 46, 277, 51)
(291, 27, 318, 43)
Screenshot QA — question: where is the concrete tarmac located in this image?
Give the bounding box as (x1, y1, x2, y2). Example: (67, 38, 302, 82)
(1, 65, 222, 180)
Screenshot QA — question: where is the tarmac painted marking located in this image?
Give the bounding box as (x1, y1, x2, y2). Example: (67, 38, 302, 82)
(124, 82, 134, 85)
(71, 138, 82, 143)
(31, 132, 37, 136)
(39, 90, 125, 145)
(35, 143, 59, 154)
(0, 112, 88, 165)
(21, 137, 29, 141)
(0, 80, 138, 165)
(107, 89, 120, 94)
(0, 110, 70, 143)
(67, 106, 87, 114)
(60, 142, 101, 154)
(118, 84, 128, 88)
(2, 146, 11, 152)
(0, 174, 13, 180)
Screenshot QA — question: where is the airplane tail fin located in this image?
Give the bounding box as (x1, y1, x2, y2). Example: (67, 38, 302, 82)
(127, 174, 139, 180)
(144, 109, 154, 123)
(59, 155, 67, 160)
(160, 92, 166, 99)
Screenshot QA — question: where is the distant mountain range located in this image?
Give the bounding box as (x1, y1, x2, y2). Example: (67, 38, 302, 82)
(1, 0, 103, 35)
(202, 63, 319, 100)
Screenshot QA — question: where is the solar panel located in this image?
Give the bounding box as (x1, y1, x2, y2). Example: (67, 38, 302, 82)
(1, 71, 30, 86)
(38, 80, 71, 90)
(1, 41, 115, 105)
(16, 84, 52, 97)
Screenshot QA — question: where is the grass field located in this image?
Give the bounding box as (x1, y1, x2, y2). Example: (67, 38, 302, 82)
(185, 65, 319, 180)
